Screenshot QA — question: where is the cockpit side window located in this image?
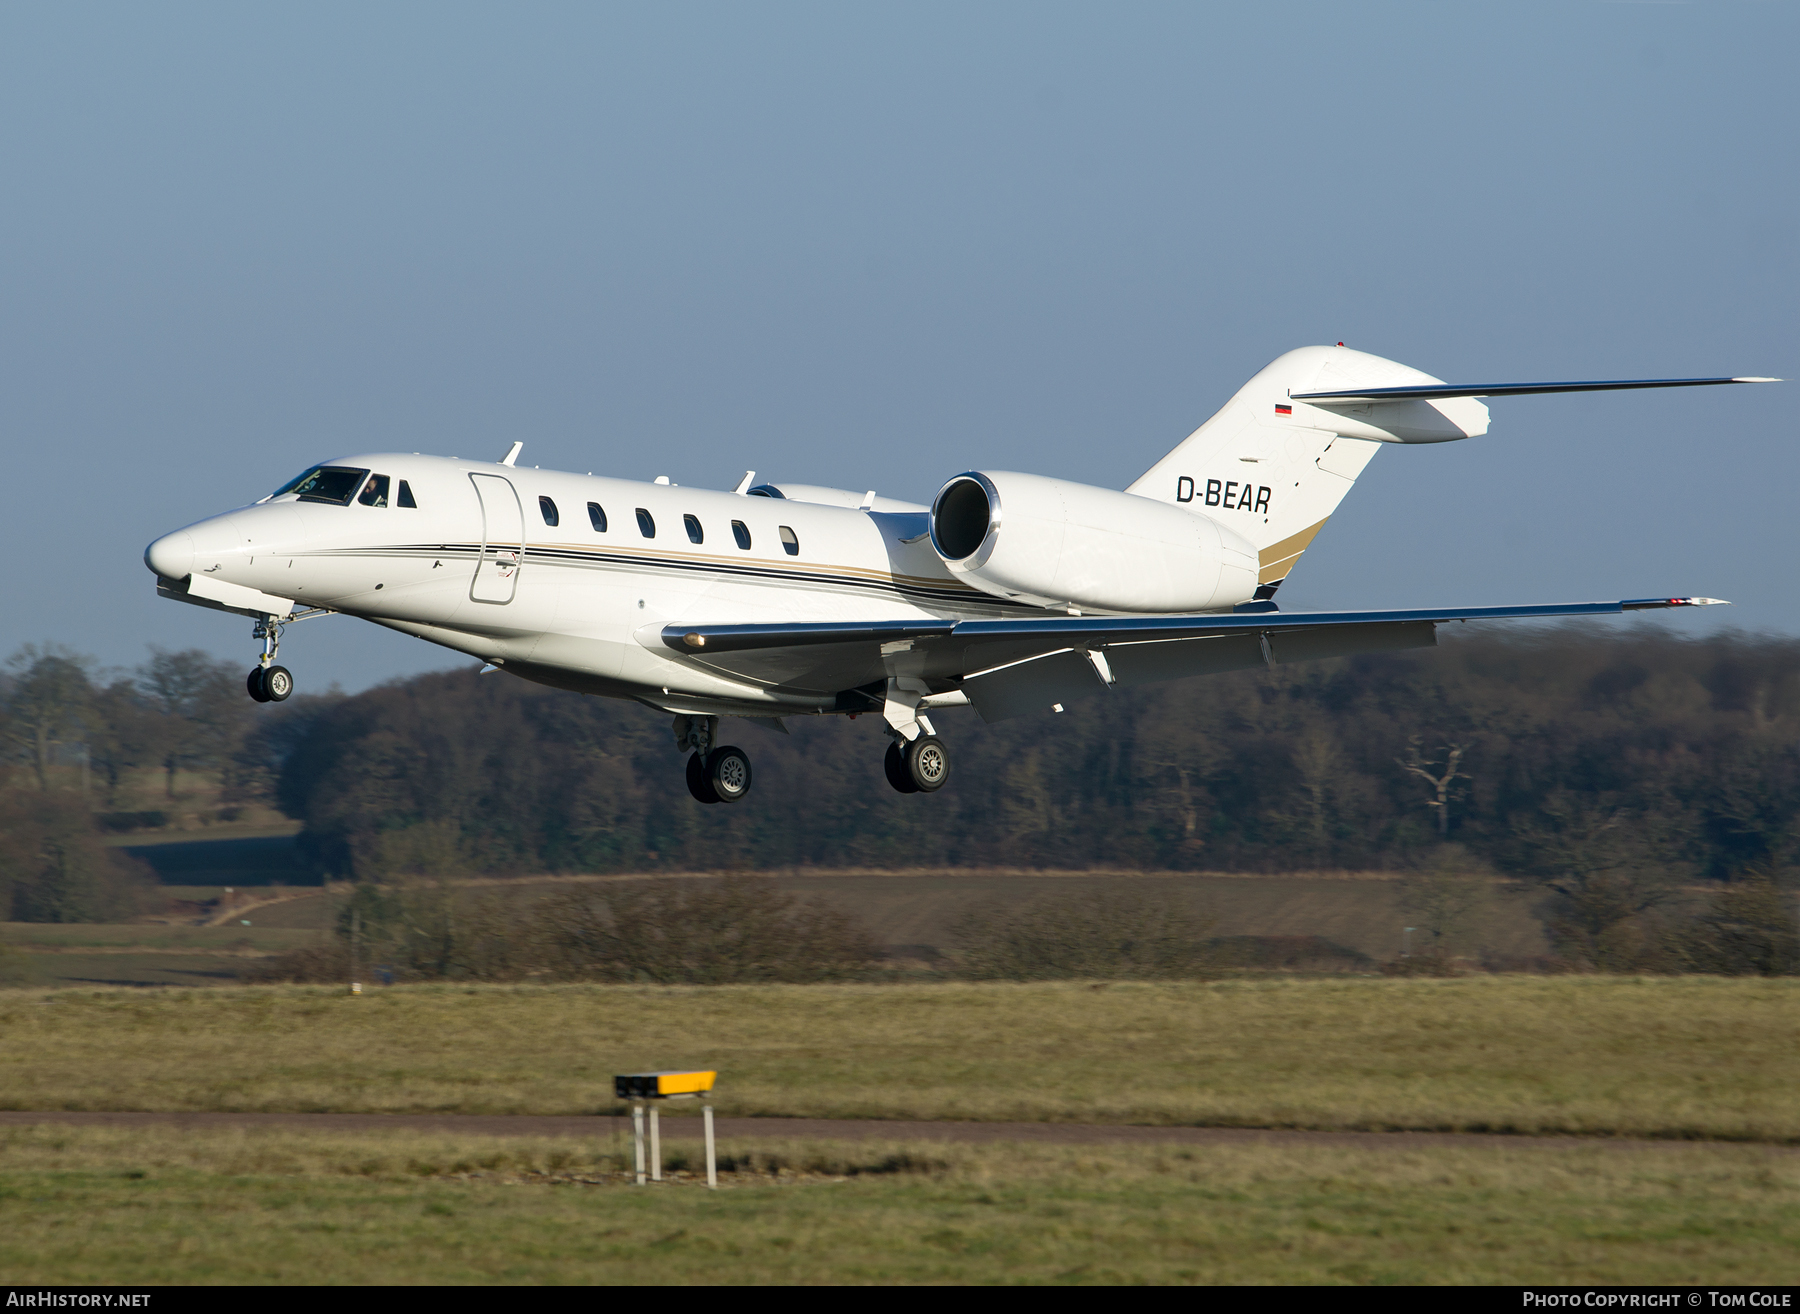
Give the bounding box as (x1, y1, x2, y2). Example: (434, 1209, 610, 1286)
(397, 480, 418, 508)
(283, 467, 370, 505)
(358, 474, 391, 507)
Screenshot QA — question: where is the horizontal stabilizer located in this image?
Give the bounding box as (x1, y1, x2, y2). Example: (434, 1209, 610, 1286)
(1292, 377, 1779, 404)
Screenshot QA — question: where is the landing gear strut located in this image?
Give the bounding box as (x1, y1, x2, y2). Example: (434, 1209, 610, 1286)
(246, 615, 293, 703)
(674, 716, 753, 804)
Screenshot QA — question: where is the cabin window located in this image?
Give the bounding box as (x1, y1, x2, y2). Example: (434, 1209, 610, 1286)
(281, 466, 369, 506)
(731, 520, 751, 550)
(539, 496, 559, 527)
(357, 474, 390, 507)
(397, 480, 417, 508)
(684, 514, 704, 544)
(636, 508, 655, 538)
(587, 502, 607, 532)
(779, 525, 799, 556)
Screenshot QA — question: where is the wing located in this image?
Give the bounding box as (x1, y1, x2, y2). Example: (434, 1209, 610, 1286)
(661, 597, 1726, 723)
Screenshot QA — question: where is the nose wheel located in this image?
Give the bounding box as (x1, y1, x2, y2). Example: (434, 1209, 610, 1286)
(885, 735, 949, 794)
(247, 665, 294, 703)
(686, 746, 753, 804)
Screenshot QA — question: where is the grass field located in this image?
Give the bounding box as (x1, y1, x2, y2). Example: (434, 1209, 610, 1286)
(0, 1124, 1792, 1284)
(2, 978, 1795, 1140)
(0, 923, 323, 989)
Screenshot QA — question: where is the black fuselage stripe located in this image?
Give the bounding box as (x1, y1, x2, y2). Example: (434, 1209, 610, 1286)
(304, 543, 1038, 612)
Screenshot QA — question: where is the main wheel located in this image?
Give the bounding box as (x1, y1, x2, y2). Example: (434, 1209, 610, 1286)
(884, 741, 919, 794)
(262, 665, 294, 701)
(246, 668, 271, 703)
(706, 746, 753, 803)
(686, 752, 720, 804)
(905, 735, 949, 792)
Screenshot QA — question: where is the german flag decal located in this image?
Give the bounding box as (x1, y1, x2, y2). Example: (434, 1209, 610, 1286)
(1274, 404, 1292, 415)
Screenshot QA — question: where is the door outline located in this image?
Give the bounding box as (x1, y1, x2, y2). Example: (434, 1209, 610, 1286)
(469, 473, 524, 605)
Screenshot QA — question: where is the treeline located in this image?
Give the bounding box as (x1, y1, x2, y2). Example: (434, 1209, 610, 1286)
(4, 628, 1799, 971)
(0, 643, 288, 806)
(0, 643, 306, 920)
(274, 627, 1800, 884)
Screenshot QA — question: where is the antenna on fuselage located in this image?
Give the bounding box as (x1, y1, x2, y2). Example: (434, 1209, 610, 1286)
(500, 441, 523, 466)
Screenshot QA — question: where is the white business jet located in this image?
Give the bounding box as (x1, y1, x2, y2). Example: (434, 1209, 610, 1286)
(144, 345, 1774, 804)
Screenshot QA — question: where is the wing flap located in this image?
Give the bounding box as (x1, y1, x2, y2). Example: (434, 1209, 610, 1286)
(964, 649, 1108, 722)
(661, 599, 1720, 702)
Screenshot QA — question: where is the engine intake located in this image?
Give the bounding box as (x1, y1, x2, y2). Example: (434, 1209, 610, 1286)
(930, 471, 1257, 613)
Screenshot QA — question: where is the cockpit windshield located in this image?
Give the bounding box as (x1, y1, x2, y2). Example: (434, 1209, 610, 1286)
(272, 466, 371, 505)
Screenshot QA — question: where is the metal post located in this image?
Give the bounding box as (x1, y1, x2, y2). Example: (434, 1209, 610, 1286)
(632, 1102, 646, 1185)
(703, 1100, 716, 1190)
(649, 1104, 662, 1182)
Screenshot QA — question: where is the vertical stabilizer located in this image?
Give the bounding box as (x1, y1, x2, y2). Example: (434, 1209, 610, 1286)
(1127, 346, 1487, 597)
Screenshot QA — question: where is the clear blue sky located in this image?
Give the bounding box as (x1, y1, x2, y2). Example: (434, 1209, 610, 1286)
(2, 2, 1793, 689)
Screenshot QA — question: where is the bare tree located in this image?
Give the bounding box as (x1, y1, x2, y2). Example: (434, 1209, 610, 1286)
(1396, 846, 1492, 959)
(1515, 793, 1683, 970)
(136, 648, 244, 797)
(1398, 739, 1470, 838)
(3, 644, 95, 791)
(1292, 729, 1342, 855)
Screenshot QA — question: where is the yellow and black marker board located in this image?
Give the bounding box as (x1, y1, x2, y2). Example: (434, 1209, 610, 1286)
(615, 1070, 717, 1100)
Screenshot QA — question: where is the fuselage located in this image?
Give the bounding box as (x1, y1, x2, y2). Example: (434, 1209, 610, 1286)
(144, 453, 1041, 713)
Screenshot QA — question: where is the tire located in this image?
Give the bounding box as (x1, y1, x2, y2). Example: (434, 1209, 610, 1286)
(262, 665, 294, 702)
(706, 746, 753, 803)
(905, 735, 949, 792)
(246, 668, 271, 703)
(884, 742, 920, 794)
(686, 752, 720, 804)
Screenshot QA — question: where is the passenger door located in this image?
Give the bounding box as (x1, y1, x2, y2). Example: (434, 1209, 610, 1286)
(469, 473, 523, 604)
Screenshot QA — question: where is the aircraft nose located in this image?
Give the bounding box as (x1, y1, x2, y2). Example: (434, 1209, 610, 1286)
(145, 531, 195, 581)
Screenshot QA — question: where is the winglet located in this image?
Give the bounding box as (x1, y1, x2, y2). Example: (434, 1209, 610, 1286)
(500, 441, 524, 466)
(1621, 596, 1731, 610)
(734, 470, 756, 496)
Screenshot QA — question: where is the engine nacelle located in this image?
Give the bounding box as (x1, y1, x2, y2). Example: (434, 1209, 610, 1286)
(930, 471, 1258, 613)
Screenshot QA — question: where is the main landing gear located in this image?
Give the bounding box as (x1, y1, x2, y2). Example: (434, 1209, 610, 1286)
(674, 716, 753, 804)
(884, 736, 949, 794)
(245, 614, 294, 703)
(879, 677, 950, 795)
(669, 688, 954, 804)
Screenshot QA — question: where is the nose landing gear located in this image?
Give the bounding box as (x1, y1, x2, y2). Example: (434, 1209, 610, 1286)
(245, 614, 294, 703)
